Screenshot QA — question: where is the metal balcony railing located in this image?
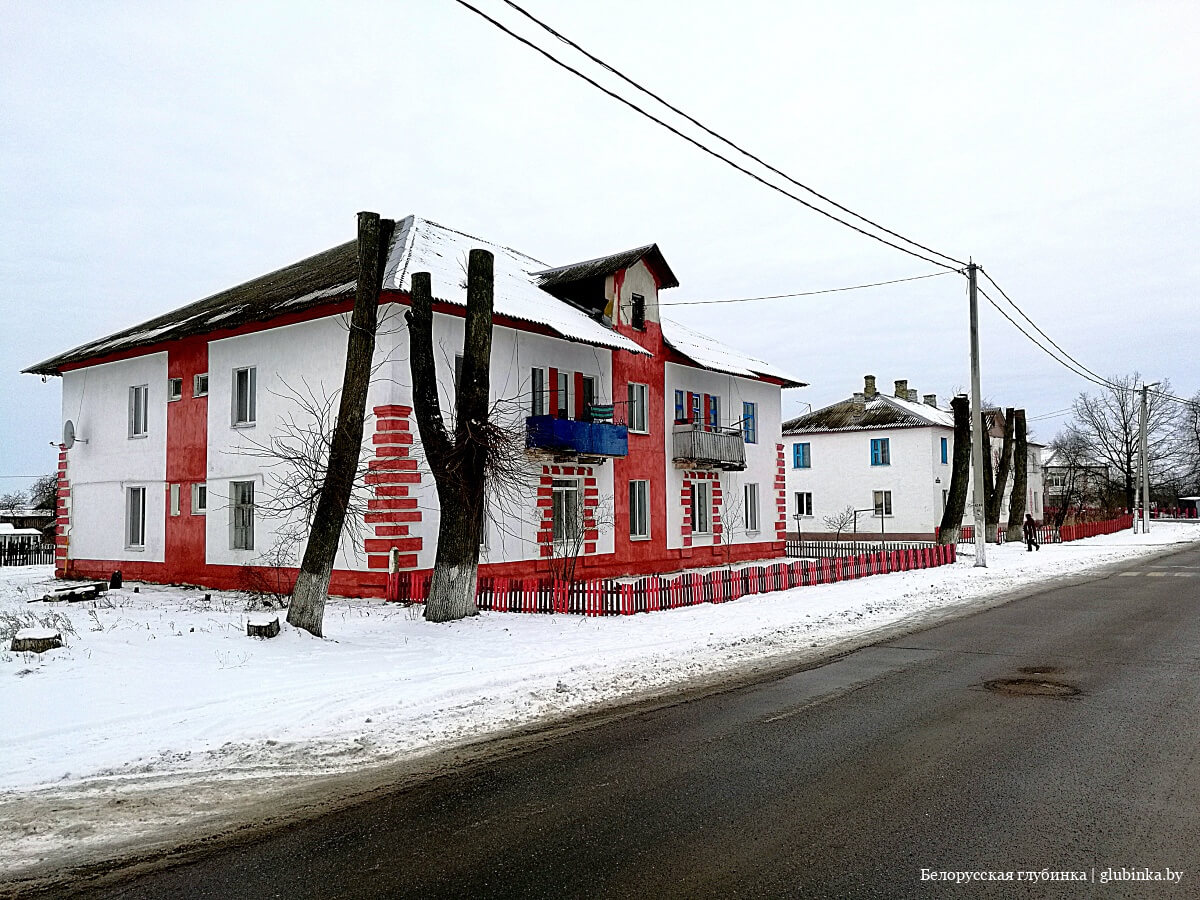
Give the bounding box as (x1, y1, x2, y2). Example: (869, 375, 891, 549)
(671, 423, 746, 470)
(526, 415, 629, 459)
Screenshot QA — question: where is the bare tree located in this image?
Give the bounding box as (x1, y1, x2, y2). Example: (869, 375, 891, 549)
(0, 491, 27, 516)
(549, 494, 615, 583)
(823, 505, 856, 541)
(937, 395, 971, 545)
(1005, 410, 1029, 541)
(984, 408, 1015, 541)
(1071, 373, 1180, 511)
(1045, 429, 1103, 526)
(29, 475, 57, 512)
(1173, 391, 1200, 494)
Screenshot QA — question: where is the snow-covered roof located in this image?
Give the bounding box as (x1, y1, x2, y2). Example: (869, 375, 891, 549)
(785, 391, 952, 433)
(0, 524, 43, 537)
(533, 244, 678, 290)
(661, 318, 805, 387)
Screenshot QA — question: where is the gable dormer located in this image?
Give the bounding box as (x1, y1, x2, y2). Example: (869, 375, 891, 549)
(532, 244, 678, 331)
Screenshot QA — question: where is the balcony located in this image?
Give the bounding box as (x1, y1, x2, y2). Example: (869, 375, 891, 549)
(672, 423, 746, 471)
(526, 415, 628, 462)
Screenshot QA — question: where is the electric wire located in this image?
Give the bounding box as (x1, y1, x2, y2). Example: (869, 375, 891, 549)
(660, 271, 955, 306)
(497, 0, 967, 271)
(451, 0, 963, 273)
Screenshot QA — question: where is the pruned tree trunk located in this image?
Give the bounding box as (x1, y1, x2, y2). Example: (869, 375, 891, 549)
(985, 408, 1015, 541)
(407, 250, 495, 623)
(11, 630, 62, 653)
(1006, 410, 1029, 541)
(937, 395, 972, 545)
(247, 617, 280, 639)
(287, 212, 396, 637)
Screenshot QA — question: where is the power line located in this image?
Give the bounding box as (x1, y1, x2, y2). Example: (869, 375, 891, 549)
(451, 0, 964, 273)
(660, 271, 955, 306)
(497, 0, 967, 271)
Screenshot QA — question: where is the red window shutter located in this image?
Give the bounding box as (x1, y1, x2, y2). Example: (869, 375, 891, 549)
(703, 394, 712, 428)
(686, 392, 696, 423)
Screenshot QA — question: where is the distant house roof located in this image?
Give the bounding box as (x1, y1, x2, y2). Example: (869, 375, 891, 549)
(26, 218, 794, 387)
(784, 392, 952, 433)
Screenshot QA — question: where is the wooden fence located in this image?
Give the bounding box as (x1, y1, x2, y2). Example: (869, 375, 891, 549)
(1060, 515, 1133, 542)
(386, 544, 958, 615)
(0, 545, 55, 567)
(786, 539, 935, 559)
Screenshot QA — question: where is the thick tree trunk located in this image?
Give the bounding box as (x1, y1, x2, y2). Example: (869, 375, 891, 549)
(937, 395, 972, 545)
(1006, 410, 1029, 541)
(287, 212, 395, 637)
(407, 250, 494, 623)
(986, 408, 1015, 541)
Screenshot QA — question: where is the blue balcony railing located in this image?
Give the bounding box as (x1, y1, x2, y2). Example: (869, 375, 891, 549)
(526, 415, 628, 458)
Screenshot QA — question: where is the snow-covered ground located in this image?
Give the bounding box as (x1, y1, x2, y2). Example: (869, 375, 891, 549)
(2, 523, 1198, 882)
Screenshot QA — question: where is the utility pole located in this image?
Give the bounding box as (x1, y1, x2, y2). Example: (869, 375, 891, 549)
(1140, 382, 1155, 533)
(968, 262, 987, 567)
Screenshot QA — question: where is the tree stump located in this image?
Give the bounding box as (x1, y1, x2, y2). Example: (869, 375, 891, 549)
(247, 617, 280, 639)
(11, 628, 63, 653)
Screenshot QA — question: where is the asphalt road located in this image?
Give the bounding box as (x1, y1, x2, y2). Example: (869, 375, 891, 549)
(83, 545, 1200, 899)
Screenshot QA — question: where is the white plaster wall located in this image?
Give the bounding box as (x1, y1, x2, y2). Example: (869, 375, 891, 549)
(663, 363, 782, 550)
(61, 353, 169, 562)
(607, 259, 660, 327)
(784, 426, 952, 537)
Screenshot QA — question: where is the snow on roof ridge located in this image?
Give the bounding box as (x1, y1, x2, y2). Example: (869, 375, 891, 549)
(660, 316, 804, 386)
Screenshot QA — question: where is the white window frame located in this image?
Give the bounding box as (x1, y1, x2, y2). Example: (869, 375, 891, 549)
(873, 489, 893, 518)
(744, 482, 760, 533)
(531, 367, 546, 417)
(128, 384, 149, 438)
(551, 478, 581, 545)
(231, 480, 255, 550)
(795, 491, 813, 518)
(556, 371, 571, 420)
(193, 373, 209, 397)
(169, 483, 181, 517)
(232, 367, 256, 427)
(691, 480, 712, 534)
(627, 382, 649, 433)
(629, 479, 650, 540)
(167, 378, 183, 402)
(192, 482, 207, 515)
(126, 486, 146, 549)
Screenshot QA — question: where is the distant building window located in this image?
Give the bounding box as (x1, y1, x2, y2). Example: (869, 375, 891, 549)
(167, 378, 183, 402)
(793, 442, 811, 468)
(690, 480, 711, 534)
(552, 478, 581, 544)
(126, 486, 146, 549)
(873, 490, 893, 517)
(169, 483, 181, 517)
(744, 483, 760, 532)
(742, 402, 758, 444)
(531, 368, 546, 416)
(193, 373, 209, 397)
(231, 481, 255, 550)
(870, 438, 890, 466)
(630, 293, 646, 330)
(128, 384, 149, 438)
(192, 483, 207, 515)
(674, 390, 686, 423)
(232, 367, 256, 426)
(795, 491, 813, 517)
(627, 383, 649, 433)
(629, 480, 650, 539)
(940, 436, 948, 465)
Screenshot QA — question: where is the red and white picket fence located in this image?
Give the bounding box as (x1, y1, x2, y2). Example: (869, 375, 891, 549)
(1059, 514, 1133, 542)
(385, 544, 957, 615)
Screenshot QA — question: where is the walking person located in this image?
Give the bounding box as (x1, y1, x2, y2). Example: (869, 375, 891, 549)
(1023, 512, 1040, 552)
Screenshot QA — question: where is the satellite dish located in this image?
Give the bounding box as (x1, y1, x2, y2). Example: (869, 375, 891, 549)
(63, 420, 76, 449)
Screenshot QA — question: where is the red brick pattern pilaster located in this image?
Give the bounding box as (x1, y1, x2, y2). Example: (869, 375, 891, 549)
(680, 470, 720, 547)
(364, 405, 423, 570)
(537, 465, 596, 558)
(55, 445, 70, 576)
(774, 443, 788, 541)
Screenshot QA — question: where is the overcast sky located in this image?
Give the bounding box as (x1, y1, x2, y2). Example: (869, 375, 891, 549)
(2, 0, 1197, 491)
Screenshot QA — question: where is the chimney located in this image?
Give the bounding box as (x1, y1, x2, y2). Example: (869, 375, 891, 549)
(852, 391, 865, 415)
(894, 379, 908, 398)
(863, 375, 877, 399)
(923, 393, 938, 407)
(908, 389, 919, 402)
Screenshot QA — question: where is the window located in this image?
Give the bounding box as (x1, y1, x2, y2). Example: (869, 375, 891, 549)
(232, 367, 256, 426)
(551, 478, 580, 544)
(870, 437, 890, 466)
(744, 483, 760, 532)
(128, 384, 149, 438)
(630, 293, 646, 330)
(126, 487, 146, 549)
(454, 354, 464, 392)
(531, 368, 546, 416)
(557, 371, 570, 419)
(192, 483, 207, 515)
(169, 483, 180, 517)
(690, 392, 702, 425)
(706, 394, 720, 429)
(940, 436, 949, 465)
(629, 480, 650, 539)
(231, 481, 255, 550)
(168, 378, 183, 402)
(742, 402, 758, 444)
(674, 390, 686, 423)
(628, 383, 648, 433)
(793, 442, 811, 469)
(690, 480, 711, 534)
(581, 375, 598, 417)
(873, 490, 893, 517)
(942, 489, 948, 514)
(795, 491, 813, 517)
(193, 373, 209, 397)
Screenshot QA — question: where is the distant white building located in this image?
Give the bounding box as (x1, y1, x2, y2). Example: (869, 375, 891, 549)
(783, 376, 1044, 540)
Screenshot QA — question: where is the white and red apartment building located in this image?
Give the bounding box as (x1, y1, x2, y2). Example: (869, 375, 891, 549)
(27, 216, 804, 597)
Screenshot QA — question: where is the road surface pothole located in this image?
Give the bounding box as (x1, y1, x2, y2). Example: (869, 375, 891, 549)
(984, 677, 1080, 698)
(1017, 665, 1063, 676)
